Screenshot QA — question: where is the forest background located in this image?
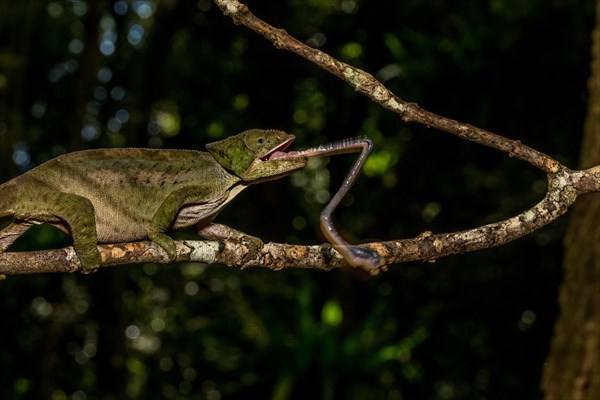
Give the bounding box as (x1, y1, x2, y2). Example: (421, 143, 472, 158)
(0, 0, 596, 399)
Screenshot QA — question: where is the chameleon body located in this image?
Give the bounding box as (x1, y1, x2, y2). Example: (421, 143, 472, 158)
(0, 130, 306, 273)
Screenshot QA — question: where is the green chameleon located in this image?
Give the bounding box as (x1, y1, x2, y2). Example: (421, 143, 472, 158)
(0, 129, 381, 274)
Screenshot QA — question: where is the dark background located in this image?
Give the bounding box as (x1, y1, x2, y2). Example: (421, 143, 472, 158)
(0, 0, 594, 398)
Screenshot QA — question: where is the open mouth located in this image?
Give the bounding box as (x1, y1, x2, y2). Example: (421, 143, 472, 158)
(260, 136, 296, 161)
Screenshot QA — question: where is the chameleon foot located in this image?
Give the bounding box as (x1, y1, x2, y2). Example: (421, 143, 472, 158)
(148, 231, 178, 261)
(77, 248, 102, 274)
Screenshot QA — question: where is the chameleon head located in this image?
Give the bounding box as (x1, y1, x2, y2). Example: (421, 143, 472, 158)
(206, 129, 307, 183)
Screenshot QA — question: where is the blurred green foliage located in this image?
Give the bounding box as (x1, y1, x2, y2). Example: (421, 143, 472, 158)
(0, 0, 594, 398)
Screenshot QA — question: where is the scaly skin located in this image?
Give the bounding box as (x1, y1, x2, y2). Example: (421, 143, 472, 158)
(0, 130, 306, 273)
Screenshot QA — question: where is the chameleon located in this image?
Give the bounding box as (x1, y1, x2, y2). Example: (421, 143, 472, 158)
(0, 129, 381, 274)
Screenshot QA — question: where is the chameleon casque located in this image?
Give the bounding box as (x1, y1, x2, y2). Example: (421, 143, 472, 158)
(0, 129, 381, 274)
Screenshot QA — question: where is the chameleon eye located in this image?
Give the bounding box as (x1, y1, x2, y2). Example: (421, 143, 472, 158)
(258, 138, 264, 144)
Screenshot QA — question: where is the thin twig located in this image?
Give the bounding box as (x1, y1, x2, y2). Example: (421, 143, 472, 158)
(213, 0, 561, 174)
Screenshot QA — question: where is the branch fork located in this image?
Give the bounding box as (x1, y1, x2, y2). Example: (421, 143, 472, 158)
(0, 0, 598, 275)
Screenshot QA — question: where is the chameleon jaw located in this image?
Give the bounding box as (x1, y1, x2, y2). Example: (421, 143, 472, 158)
(260, 136, 297, 161)
(243, 135, 307, 183)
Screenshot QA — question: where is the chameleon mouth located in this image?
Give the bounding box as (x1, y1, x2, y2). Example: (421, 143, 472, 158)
(260, 136, 296, 161)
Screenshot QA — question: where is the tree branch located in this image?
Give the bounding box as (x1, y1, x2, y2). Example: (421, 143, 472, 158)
(0, 0, 598, 276)
(1, 165, 597, 275)
(213, 0, 562, 174)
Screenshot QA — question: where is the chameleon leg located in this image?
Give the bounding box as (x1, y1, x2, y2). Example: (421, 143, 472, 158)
(196, 223, 264, 248)
(149, 186, 218, 261)
(149, 212, 180, 261)
(11, 192, 101, 273)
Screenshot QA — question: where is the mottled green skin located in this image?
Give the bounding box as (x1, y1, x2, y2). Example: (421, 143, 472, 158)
(0, 129, 306, 273)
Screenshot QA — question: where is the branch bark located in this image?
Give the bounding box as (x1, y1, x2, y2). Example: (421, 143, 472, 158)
(213, 0, 562, 174)
(542, 0, 600, 397)
(0, 0, 599, 276)
(0, 164, 597, 275)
